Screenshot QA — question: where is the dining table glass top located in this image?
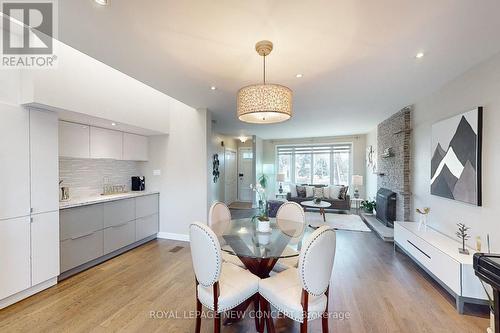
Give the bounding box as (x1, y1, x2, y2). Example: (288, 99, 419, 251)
(217, 217, 311, 260)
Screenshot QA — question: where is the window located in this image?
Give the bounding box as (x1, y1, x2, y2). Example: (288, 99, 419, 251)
(277, 154, 292, 182)
(295, 153, 311, 184)
(276, 144, 352, 186)
(313, 153, 330, 185)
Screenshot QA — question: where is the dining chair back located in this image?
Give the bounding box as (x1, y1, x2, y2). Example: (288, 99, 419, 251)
(189, 222, 260, 333)
(298, 225, 336, 296)
(208, 202, 231, 236)
(189, 222, 222, 287)
(276, 201, 305, 224)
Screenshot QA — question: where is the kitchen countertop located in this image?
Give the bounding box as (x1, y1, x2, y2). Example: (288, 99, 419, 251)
(59, 191, 160, 210)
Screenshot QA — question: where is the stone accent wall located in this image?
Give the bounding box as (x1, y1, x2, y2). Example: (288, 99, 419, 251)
(377, 107, 412, 221)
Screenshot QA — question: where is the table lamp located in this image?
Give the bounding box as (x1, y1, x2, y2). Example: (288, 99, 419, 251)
(352, 175, 363, 199)
(276, 173, 286, 193)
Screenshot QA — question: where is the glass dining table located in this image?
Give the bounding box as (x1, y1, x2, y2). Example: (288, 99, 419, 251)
(217, 217, 311, 278)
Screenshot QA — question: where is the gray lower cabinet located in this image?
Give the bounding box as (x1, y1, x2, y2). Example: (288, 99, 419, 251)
(103, 198, 135, 228)
(103, 220, 136, 254)
(60, 204, 103, 241)
(135, 214, 159, 241)
(59, 194, 159, 276)
(60, 230, 104, 272)
(136, 195, 159, 218)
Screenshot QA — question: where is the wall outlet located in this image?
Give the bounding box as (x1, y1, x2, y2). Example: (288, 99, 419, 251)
(153, 169, 161, 176)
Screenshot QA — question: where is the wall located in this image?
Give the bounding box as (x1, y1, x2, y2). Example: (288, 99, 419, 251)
(365, 127, 378, 200)
(142, 106, 209, 241)
(59, 158, 143, 198)
(253, 136, 264, 206)
(377, 108, 412, 221)
(412, 52, 500, 252)
(20, 39, 171, 134)
(262, 135, 367, 199)
(209, 132, 238, 204)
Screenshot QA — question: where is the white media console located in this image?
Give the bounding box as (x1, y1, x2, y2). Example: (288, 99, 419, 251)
(394, 222, 488, 313)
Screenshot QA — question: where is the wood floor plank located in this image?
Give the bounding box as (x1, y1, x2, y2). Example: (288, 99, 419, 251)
(0, 231, 489, 332)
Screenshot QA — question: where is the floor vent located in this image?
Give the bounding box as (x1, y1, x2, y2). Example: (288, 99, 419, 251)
(169, 246, 184, 253)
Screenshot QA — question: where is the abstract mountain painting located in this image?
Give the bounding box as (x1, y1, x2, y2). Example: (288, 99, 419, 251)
(430, 108, 482, 206)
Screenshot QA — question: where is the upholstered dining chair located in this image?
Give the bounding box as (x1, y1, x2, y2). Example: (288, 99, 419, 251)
(259, 225, 336, 333)
(189, 222, 260, 333)
(272, 201, 306, 273)
(208, 202, 246, 269)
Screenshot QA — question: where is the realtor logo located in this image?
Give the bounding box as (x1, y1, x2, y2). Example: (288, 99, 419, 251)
(1, 0, 58, 68)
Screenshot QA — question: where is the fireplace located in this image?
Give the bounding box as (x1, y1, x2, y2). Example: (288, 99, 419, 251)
(376, 188, 396, 227)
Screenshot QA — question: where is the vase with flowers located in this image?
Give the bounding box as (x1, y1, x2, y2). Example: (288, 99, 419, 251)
(250, 174, 271, 232)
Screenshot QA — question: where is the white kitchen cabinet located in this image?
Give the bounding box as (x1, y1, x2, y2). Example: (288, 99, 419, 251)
(0, 217, 31, 300)
(90, 126, 123, 160)
(31, 211, 60, 286)
(123, 132, 148, 161)
(0, 104, 30, 220)
(59, 121, 90, 158)
(30, 109, 59, 214)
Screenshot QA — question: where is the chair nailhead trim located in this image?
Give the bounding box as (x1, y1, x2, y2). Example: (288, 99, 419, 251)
(191, 223, 221, 287)
(300, 227, 334, 296)
(260, 293, 325, 323)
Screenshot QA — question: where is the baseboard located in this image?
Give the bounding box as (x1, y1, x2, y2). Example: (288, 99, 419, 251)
(0, 277, 57, 310)
(157, 232, 189, 242)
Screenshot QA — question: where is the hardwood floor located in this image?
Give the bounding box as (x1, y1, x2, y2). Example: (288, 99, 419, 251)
(0, 230, 489, 332)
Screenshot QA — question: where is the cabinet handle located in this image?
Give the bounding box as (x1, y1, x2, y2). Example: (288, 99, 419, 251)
(407, 240, 431, 259)
(30, 217, 33, 223)
(71, 231, 96, 240)
(111, 222, 129, 228)
(30, 208, 34, 213)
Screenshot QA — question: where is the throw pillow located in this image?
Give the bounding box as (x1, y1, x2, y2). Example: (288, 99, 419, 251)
(305, 185, 315, 198)
(338, 186, 349, 200)
(313, 187, 324, 198)
(322, 186, 331, 199)
(296, 185, 307, 198)
(289, 184, 298, 197)
(329, 185, 342, 199)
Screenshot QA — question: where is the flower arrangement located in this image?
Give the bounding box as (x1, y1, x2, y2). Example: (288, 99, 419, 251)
(416, 207, 430, 230)
(250, 174, 269, 221)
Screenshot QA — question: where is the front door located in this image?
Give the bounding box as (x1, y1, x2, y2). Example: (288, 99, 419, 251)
(224, 149, 237, 205)
(238, 147, 253, 202)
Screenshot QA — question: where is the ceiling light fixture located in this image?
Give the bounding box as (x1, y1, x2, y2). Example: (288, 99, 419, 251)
(210, 86, 217, 90)
(111, 122, 116, 126)
(416, 52, 425, 59)
(238, 136, 248, 143)
(237, 40, 292, 124)
(94, 0, 109, 5)
(295, 74, 303, 78)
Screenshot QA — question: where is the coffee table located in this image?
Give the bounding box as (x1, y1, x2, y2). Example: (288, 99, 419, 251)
(300, 200, 331, 222)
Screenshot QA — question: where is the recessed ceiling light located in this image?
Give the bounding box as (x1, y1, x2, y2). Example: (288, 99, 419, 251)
(111, 122, 116, 126)
(94, 0, 109, 5)
(295, 74, 303, 78)
(416, 52, 425, 59)
(210, 86, 217, 90)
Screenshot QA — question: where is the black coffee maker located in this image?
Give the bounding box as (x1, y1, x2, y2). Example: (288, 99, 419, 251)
(131, 176, 145, 191)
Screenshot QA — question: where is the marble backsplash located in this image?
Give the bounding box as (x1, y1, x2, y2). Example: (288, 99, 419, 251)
(59, 158, 144, 199)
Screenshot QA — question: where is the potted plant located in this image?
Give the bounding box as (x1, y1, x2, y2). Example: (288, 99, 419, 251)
(361, 200, 376, 214)
(251, 175, 271, 232)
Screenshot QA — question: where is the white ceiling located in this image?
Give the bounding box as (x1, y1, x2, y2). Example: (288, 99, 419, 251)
(58, 0, 500, 139)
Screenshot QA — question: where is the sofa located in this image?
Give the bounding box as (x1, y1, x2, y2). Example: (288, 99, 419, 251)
(286, 184, 351, 212)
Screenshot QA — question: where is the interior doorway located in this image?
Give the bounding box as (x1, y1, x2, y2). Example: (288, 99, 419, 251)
(224, 148, 237, 205)
(238, 147, 253, 202)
